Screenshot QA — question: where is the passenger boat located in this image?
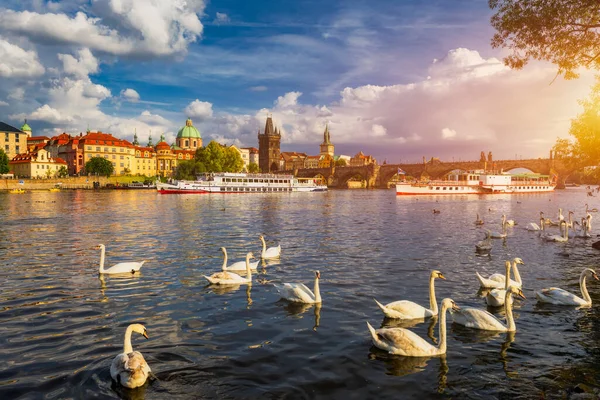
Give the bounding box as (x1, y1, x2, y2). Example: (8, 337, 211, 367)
(157, 172, 327, 194)
(396, 170, 555, 195)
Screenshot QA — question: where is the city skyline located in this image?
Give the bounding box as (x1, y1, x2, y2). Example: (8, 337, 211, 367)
(0, 0, 595, 163)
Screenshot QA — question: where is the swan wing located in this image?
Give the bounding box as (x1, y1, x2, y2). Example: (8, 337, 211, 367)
(526, 223, 540, 231)
(535, 288, 586, 305)
(372, 326, 437, 356)
(273, 282, 315, 303)
(110, 351, 151, 389)
(227, 260, 259, 271)
(476, 272, 504, 289)
(104, 261, 145, 274)
(204, 271, 246, 285)
(451, 307, 506, 331)
(264, 245, 281, 259)
(383, 300, 434, 318)
(486, 289, 506, 306)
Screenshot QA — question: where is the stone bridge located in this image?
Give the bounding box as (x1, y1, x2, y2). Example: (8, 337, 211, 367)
(280, 158, 572, 189)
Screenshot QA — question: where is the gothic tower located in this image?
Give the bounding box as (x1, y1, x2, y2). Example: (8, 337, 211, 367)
(258, 115, 281, 172)
(319, 124, 334, 157)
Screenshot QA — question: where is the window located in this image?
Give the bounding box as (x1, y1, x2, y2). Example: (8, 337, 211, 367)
(120, 163, 124, 167)
(87, 146, 91, 150)
(120, 155, 124, 160)
(4, 145, 8, 151)
(4, 133, 8, 140)
(120, 148, 124, 152)
(112, 162, 116, 166)
(112, 148, 116, 152)
(15, 146, 19, 153)
(104, 147, 108, 152)
(104, 155, 108, 158)
(96, 147, 100, 151)
(185, 140, 189, 147)
(112, 155, 116, 159)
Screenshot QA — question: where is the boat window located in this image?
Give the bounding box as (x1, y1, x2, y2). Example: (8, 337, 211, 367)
(455, 187, 458, 190)
(436, 187, 440, 190)
(443, 187, 447, 190)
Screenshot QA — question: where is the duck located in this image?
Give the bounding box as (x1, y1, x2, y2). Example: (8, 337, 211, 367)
(259, 235, 281, 260)
(366, 298, 459, 356)
(474, 214, 484, 225)
(451, 286, 525, 331)
(97, 244, 145, 274)
(475, 230, 492, 253)
(433, 209, 441, 214)
(223, 247, 260, 271)
(110, 324, 151, 389)
(485, 261, 515, 307)
(273, 270, 321, 304)
(374, 270, 446, 319)
(204, 252, 254, 285)
(476, 257, 524, 289)
(536, 268, 598, 306)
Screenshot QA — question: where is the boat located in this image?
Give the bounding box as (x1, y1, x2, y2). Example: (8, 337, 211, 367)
(115, 182, 157, 190)
(157, 172, 327, 194)
(9, 188, 25, 194)
(396, 170, 556, 195)
(49, 183, 62, 192)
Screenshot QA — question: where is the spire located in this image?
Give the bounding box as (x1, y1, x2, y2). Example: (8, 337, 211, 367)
(264, 115, 274, 136)
(160, 133, 165, 143)
(132, 128, 139, 145)
(323, 124, 331, 144)
(147, 130, 153, 147)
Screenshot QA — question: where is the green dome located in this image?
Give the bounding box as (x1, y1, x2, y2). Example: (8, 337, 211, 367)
(177, 118, 201, 139)
(21, 123, 31, 132)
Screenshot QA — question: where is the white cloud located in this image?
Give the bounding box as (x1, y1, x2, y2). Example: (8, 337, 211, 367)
(441, 127, 457, 139)
(58, 48, 99, 78)
(371, 124, 387, 137)
(121, 88, 140, 102)
(215, 12, 230, 24)
(0, 101, 8, 106)
(139, 110, 170, 126)
(275, 91, 302, 108)
(184, 99, 213, 120)
(12, 104, 74, 124)
(8, 88, 25, 101)
(249, 86, 268, 92)
(0, 38, 45, 78)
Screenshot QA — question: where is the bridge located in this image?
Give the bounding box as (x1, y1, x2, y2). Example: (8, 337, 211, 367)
(282, 158, 572, 189)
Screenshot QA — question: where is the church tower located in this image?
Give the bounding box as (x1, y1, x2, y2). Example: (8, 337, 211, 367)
(258, 115, 281, 172)
(319, 124, 334, 157)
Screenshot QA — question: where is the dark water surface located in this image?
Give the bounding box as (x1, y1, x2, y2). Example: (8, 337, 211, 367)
(1, 189, 600, 399)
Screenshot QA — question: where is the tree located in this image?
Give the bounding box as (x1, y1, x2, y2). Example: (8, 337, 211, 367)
(194, 141, 243, 173)
(247, 162, 260, 173)
(0, 149, 9, 174)
(85, 156, 114, 177)
(489, 0, 600, 79)
(335, 158, 347, 167)
(57, 166, 68, 178)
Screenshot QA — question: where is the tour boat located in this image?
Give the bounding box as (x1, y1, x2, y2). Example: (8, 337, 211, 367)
(157, 172, 327, 194)
(396, 170, 555, 195)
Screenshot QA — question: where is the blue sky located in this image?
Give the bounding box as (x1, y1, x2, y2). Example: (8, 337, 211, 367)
(0, 0, 594, 162)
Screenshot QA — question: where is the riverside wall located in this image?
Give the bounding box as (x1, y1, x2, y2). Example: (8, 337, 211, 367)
(1, 176, 110, 191)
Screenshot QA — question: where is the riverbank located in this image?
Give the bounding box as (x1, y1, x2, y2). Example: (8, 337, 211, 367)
(1, 177, 110, 191)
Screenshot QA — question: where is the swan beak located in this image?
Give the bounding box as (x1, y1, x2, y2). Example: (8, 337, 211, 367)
(143, 330, 149, 340)
(438, 273, 446, 280)
(593, 273, 599, 281)
(451, 302, 460, 311)
(517, 290, 526, 300)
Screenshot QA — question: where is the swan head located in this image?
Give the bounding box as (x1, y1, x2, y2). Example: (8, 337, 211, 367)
(246, 252, 254, 259)
(130, 323, 149, 339)
(512, 257, 524, 265)
(96, 244, 105, 250)
(508, 286, 526, 300)
(220, 247, 226, 253)
(586, 269, 599, 281)
(441, 298, 459, 311)
(431, 270, 445, 280)
(315, 270, 321, 279)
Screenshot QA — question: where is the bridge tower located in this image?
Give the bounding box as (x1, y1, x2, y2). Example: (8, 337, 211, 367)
(319, 124, 334, 157)
(258, 115, 281, 173)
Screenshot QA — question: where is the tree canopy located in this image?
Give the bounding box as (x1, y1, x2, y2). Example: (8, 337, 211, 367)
(0, 149, 9, 174)
(489, 0, 600, 79)
(85, 156, 114, 177)
(174, 141, 244, 180)
(247, 162, 260, 173)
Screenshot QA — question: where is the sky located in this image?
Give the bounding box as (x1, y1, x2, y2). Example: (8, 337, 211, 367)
(0, 0, 595, 163)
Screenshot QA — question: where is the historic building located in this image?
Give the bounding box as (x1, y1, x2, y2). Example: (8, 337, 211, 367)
(280, 151, 307, 170)
(0, 121, 27, 160)
(133, 145, 157, 176)
(176, 118, 202, 151)
(258, 116, 281, 173)
(319, 125, 334, 157)
(350, 151, 376, 167)
(45, 133, 85, 175)
(9, 148, 67, 178)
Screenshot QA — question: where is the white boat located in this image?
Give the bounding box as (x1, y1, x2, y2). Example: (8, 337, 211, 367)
(396, 170, 555, 195)
(157, 172, 327, 194)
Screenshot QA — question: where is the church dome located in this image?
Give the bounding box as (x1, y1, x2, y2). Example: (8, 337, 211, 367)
(177, 118, 201, 139)
(21, 122, 31, 132)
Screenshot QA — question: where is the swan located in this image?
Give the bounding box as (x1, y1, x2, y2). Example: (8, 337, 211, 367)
(204, 252, 254, 285)
(97, 244, 145, 274)
(587, 212, 593, 231)
(474, 214, 484, 225)
(585, 203, 598, 213)
(545, 220, 569, 242)
(536, 268, 599, 306)
(505, 216, 516, 226)
(489, 215, 507, 238)
(576, 217, 592, 238)
(476, 257, 524, 289)
(110, 324, 151, 389)
(452, 286, 525, 331)
(273, 270, 321, 304)
(259, 235, 281, 260)
(223, 247, 260, 271)
(374, 270, 446, 319)
(475, 230, 492, 253)
(366, 298, 459, 356)
(486, 261, 515, 307)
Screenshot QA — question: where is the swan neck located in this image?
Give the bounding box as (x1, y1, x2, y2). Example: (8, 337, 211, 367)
(123, 325, 134, 354)
(261, 238, 266, 256)
(246, 255, 252, 280)
(438, 302, 448, 354)
(504, 263, 512, 290)
(222, 249, 228, 271)
(580, 271, 591, 304)
(99, 246, 105, 273)
(313, 276, 321, 302)
(429, 275, 437, 314)
(512, 261, 522, 285)
(505, 291, 516, 331)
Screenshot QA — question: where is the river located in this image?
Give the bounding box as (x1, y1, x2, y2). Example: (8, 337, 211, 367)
(0, 188, 599, 399)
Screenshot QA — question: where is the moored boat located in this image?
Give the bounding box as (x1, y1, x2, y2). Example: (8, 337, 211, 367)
(396, 170, 555, 195)
(157, 172, 327, 194)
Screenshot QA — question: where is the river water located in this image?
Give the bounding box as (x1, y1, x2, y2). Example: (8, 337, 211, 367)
(1, 188, 599, 399)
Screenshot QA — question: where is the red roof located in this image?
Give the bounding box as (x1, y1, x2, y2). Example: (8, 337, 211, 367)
(27, 136, 50, 141)
(80, 132, 133, 148)
(9, 152, 67, 164)
(156, 141, 170, 150)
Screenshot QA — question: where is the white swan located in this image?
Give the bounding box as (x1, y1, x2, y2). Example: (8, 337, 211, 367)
(259, 235, 281, 260)
(475, 230, 492, 252)
(587, 212, 593, 231)
(110, 324, 151, 389)
(486, 261, 513, 307)
(223, 247, 260, 271)
(204, 252, 254, 285)
(576, 217, 592, 238)
(97, 244, 145, 274)
(545, 220, 569, 242)
(489, 215, 507, 238)
(585, 203, 598, 213)
(273, 270, 322, 303)
(374, 270, 446, 319)
(535, 268, 599, 306)
(367, 298, 459, 356)
(452, 286, 525, 331)
(476, 257, 524, 289)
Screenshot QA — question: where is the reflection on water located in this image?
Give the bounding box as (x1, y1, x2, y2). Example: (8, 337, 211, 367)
(1, 189, 600, 398)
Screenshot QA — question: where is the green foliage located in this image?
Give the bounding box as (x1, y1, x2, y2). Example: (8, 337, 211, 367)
(85, 156, 114, 177)
(57, 166, 68, 178)
(0, 149, 8, 174)
(174, 160, 197, 180)
(175, 141, 244, 178)
(489, 0, 600, 79)
(247, 162, 260, 173)
(335, 158, 347, 167)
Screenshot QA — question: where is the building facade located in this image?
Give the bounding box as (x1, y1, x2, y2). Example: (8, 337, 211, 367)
(9, 148, 67, 178)
(319, 125, 334, 157)
(0, 121, 27, 160)
(258, 116, 281, 173)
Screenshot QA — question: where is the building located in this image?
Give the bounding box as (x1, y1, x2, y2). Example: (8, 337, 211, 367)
(0, 121, 27, 160)
(155, 140, 177, 177)
(27, 136, 50, 152)
(304, 155, 320, 169)
(280, 151, 307, 170)
(80, 132, 135, 176)
(319, 125, 334, 157)
(9, 148, 67, 178)
(258, 116, 281, 173)
(350, 151, 377, 167)
(133, 145, 157, 176)
(318, 153, 334, 168)
(44, 133, 85, 175)
(176, 118, 202, 151)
